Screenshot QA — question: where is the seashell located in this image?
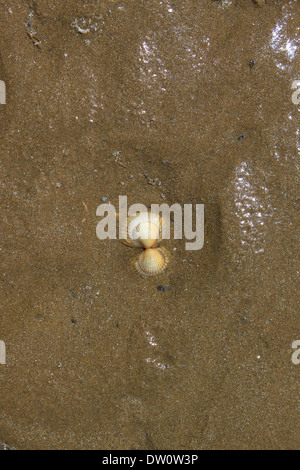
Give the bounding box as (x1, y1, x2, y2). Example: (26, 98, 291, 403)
(120, 211, 166, 249)
(132, 247, 170, 277)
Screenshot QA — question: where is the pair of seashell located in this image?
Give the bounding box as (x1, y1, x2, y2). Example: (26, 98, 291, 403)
(120, 211, 170, 277)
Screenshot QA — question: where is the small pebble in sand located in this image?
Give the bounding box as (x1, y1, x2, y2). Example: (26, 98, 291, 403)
(157, 285, 170, 293)
(249, 60, 255, 68)
(145, 174, 162, 186)
(237, 135, 245, 141)
(101, 195, 108, 202)
(69, 290, 76, 298)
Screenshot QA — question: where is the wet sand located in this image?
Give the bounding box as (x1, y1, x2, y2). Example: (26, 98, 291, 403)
(0, 0, 299, 450)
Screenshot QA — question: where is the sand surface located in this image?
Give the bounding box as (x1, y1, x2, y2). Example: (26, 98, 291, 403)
(0, 0, 299, 449)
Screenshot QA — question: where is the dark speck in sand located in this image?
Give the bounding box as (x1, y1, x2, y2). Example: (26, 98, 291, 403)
(71, 319, 76, 324)
(237, 135, 245, 141)
(157, 285, 170, 293)
(249, 60, 255, 68)
(69, 290, 76, 298)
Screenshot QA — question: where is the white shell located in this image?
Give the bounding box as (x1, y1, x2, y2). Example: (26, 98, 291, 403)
(132, 247, 170, 277)
(121, 211, 166, 249)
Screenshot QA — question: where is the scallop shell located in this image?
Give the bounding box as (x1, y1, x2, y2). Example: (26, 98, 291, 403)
(132, 247, 170, 277)
(120, 211, 166, 249)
